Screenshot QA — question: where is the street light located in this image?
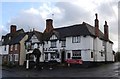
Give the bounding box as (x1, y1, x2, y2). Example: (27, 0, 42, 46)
(25, 41, 31, 70)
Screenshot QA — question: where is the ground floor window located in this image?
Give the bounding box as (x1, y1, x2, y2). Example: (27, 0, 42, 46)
(91, 52, 93, 58)
(67, 53, 71, 59)
(9, 54, 12, 61)
(72, 50, 81, 59)
(45, 53, 48, 60)
(14, 54, 18, 61)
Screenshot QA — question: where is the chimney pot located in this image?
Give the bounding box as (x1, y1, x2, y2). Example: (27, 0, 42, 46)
(95, 13, 98, 19)
(10, 25, 17, 33)
(95, 13, 99, 37)
(104, 21, 109, 40)
(44, 19, 53, 33)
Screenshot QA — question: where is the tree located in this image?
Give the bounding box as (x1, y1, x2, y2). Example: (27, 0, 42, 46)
(32, 48, 41, 69)
(115, 52, 120, 62)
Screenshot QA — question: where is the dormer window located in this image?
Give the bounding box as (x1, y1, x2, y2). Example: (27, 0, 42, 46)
(50, 34, 57, 40)
(9, 37, 11, 40)
(32, 35, 37, 39)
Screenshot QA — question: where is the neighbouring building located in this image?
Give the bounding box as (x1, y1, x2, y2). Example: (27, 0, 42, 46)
(25, 30, 44, 62)
(1, 25, 28, 65)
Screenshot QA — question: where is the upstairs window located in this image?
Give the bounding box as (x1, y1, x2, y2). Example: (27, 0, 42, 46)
(61, 41, 66, 47)
(72, 36, 81, 43)
(102, 41, 105, 46)
(10, 45, 13, 51)
(4, 46, 6, 51)
(15, 44, 17, 50)
(9, 37, 11, 40)
(1, 38, 4, 42)
(50, 35, 57, 40)
(51, 41, 57, 48)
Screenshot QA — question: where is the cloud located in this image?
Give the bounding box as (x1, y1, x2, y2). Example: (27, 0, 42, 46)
(4, 1, 118, 51)
(7, 8, 44, 32)
(6, 2, 63, 32)
(54, 2, 92, 27)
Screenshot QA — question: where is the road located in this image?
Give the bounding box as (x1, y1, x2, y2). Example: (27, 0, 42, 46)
(1, 62, 120, 78)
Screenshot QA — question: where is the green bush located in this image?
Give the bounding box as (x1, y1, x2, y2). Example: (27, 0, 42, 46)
(6, 62, 16, 68)
(115, 52, 120, 62)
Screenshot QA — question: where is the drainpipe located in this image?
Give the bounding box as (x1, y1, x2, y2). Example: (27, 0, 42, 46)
(42, 42, 45, 62)
(104, 42, 107, 62)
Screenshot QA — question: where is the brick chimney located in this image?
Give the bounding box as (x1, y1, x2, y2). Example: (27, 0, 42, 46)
(44, 19, 53, 33)
(10, 25, 16, 33)
(104, 21, 109, 40)
(95, 13, 99, 37)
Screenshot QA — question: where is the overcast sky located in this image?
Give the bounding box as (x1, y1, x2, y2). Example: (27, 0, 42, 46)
(0, 0, 119, 52)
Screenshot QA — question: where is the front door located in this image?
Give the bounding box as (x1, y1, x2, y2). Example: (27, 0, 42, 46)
(61, 51, 65, 63)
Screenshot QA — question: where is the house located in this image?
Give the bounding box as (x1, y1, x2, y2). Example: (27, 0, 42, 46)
(25, 30, 44, 62)
(43, 14, 114, 64)
(1, 25, 28, 65)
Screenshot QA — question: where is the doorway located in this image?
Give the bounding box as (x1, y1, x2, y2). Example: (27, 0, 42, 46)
(61, 51, 65, 63)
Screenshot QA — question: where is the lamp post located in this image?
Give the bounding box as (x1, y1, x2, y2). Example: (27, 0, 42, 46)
(25, 41, 31, 70)
(26, 54, 29, 70)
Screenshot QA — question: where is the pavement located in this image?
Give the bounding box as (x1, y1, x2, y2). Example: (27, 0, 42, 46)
(1, 62, 120, 78)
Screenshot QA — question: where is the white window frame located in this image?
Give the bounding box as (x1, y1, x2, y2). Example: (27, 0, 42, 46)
(51, 41, 57, 48)
(4, 45, 6, 51)
(14, 54, 18, 61)
(15, 44, 17, 50)
(9, 54, 12, 61)
(72, 36, 81, 43)
(61, 41, 66, 47)
(10, 45, 13, 51)
(9, 37, 11, 40)
(72, 50, 81, 57)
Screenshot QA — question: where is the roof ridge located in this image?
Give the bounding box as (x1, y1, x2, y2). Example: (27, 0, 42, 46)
(54, 24, 82, 30)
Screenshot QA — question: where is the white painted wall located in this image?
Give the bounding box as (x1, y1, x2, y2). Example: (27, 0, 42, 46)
(26, 35, 44, 62)
(106, 42, 114, 61)
(66, 36, 93, 50)
(31, 35, 39, 43)
(2, 45, 9, 55)
(94, 37, 105, 62)
(44, 34, 114, 62)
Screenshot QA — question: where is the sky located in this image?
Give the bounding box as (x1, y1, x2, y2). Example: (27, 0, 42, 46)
(0, 0, 119, 52)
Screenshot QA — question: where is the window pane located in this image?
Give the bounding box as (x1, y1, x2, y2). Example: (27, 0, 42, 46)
(51, 41, 56, 48)
(61, 41, 66, 47)
(72, 36, 80, 43)
(10, 45, 13, 51)
(15, 44, 17, 50)
(14, 54, 18, 61)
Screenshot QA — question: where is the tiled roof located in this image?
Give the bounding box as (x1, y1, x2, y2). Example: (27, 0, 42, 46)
(9, 33, 26, 45)
(25, 31, 43, 43)
(2, 29, 24, 45)
(45, 22, 113, 43)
